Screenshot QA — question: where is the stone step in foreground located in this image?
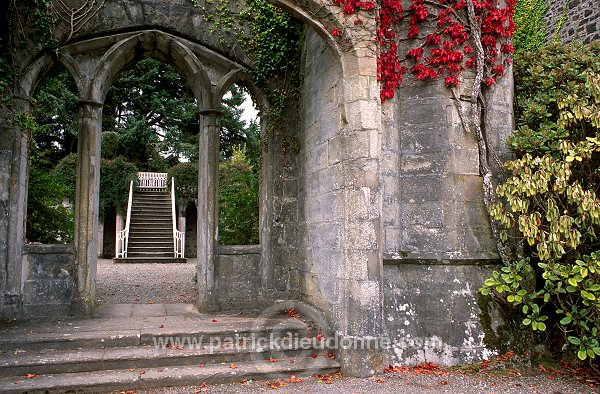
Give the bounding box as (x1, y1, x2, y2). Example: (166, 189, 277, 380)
(0, 304, 339, 393)
(0, 358, 339, 394)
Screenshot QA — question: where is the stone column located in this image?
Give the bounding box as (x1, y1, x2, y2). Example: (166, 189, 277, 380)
(73, 101, 102, 315)
(258, 111, 274, 304)
(337, 60, 385, 376)
(197, 109, 221, 311)
(114, 212, 124, 258)
(178, 203, 186, 233)
(0, 96, 30, 318)
(97, 221, 104, 258)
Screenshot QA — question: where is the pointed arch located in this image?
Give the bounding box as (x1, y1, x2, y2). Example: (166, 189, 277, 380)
(88, 30, 214, 109)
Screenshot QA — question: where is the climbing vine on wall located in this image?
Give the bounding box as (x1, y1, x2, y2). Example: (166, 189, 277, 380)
(331, 0, 515, 101)
(512, 0, 547, 55)
(191, 0, 302, 129)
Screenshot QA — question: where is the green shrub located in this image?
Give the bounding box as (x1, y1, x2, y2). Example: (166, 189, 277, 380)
(52, 153, 77, 202)
(26, 167, 74, 244)
(218, 146, 259, 245)
(512, 0, 547, 56)
(167, 162, 198, 202)
(99, 158, 138, 217)
(481, 42, 600, 361)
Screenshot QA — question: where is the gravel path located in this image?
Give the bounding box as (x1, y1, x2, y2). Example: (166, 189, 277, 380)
(96, 258, 197, 305)
(138, 369, 598, 394)
(95, 259, 598, 393)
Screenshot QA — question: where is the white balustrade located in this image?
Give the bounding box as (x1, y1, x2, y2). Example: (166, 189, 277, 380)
(115, 180, 133, 258)
(138, 172, 168, 190)
(170, 177, 185, 258)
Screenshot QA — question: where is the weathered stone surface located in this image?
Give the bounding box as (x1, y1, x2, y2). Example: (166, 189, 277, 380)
(383, 263, 499, 365)
(20, 244, 75, 318)
(215, 246, 260, 310)
(545, 0, 599, 44)
(1, 0, 520, 376)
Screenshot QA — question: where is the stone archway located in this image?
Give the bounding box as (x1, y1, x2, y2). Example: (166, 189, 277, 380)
(3, 0, 385, 376)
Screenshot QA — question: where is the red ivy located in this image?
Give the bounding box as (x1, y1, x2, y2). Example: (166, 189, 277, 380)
(331, 0, 515, 101)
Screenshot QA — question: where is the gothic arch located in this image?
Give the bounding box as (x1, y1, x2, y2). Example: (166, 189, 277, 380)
(215, 69, 269, 114)
(88, 30, 214, 108)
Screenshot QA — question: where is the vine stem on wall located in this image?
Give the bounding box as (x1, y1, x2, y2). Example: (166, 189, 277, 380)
(465, 0, 513, 266)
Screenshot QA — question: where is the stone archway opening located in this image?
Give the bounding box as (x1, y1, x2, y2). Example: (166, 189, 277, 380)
(95, 56, 199, 306)
(25, 63, 78, 247)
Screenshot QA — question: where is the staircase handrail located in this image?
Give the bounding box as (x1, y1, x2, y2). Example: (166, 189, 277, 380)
(170, 177, 185, 258)
(116, 180, 134, 258)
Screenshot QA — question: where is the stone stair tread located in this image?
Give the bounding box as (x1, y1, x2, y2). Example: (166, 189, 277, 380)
(113, 258, 187, 263)
(0, 341, 331, 376)
(0, 315, 309, 352)
(0, 357, 340, 393)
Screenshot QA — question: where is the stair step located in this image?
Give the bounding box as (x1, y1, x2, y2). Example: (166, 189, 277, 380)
(0, 314, 313, 352)
(130, 218, 172, 224)
(114, 257, 187, 264)
(131, 212, 172, 216)
(0, 357, 339, 394)
(0, 341, 332, 377)
(0, 308, 339, 392)
(127, 240, 174, 244)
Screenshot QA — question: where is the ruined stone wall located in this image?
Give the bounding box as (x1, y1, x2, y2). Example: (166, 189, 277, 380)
(215, 245, 261, 309)
(545, 0, 599, 43)
(379, 22, 514, 363)
(382, 80, 497, 262)
(21, 244, 76, 318)
(296, 27, 345, 320)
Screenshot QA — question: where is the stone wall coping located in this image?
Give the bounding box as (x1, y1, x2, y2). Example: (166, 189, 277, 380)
(22, 244, 75, 255)
(384, 257, 501, 266)
(217, 245, 261, 255)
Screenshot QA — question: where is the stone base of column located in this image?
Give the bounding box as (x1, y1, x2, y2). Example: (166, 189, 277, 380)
(338, 335, 388, 377)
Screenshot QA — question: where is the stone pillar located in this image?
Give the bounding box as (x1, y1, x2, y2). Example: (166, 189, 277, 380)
(97, 221, 104, 258)
(0, 96, 29, 318)
(114, 212, 124, 258)
(258, 111, 273, 304)
(197, 109, 221, 311)
(73, 101, 102, 315)
(178, 203, 186, 233)
(337, 63, 385, 376)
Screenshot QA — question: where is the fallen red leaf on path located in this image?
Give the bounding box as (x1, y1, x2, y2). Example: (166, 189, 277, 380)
(199, 363, 205, 368)
(547, 375, 554, 380)
(384, 365, 410, 373)
(310, 354, 318, 359)
(440, 381, 449, 385)
(269, 357, 277, 363)
(288, 374, 303, 383)
(376, 378, 386, 383)
(193, 382, 208, 392)
(25, 374, 36, 379)
(230, 363, 238, 369)
(327, 352, 336, 360)
(159, 324, 164, 328)
(211, 319, 218, 322)
(285, 308, 301, 319)
(267, 379, 287, 388)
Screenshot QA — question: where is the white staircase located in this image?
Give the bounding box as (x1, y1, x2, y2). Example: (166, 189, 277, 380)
(114, 173, 185, 263)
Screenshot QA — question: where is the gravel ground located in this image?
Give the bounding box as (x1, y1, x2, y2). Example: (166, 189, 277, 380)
(96, 259, 598, 393)
(137, 369, 599, 394)
(96, 258, 197, 305)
